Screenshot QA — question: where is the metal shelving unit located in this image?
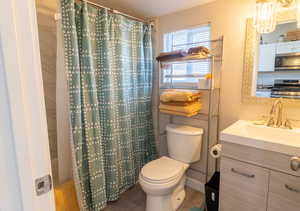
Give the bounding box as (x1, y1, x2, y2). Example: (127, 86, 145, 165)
(156, 37, 223, 183)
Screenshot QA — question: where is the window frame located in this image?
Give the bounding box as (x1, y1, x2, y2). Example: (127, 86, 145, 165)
(161, 24, 212, 89)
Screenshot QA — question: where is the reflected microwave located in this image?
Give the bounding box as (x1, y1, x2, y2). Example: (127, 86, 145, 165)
(275, 53, 300, 71)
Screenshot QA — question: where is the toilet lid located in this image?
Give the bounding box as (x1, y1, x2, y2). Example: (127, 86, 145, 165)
(141, 157, 184, 184)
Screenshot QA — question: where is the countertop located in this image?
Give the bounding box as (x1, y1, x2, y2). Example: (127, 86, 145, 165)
(220, 120, 300, 156)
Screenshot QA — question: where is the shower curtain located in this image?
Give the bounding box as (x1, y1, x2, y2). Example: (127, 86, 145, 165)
(60, 0, 157, 210)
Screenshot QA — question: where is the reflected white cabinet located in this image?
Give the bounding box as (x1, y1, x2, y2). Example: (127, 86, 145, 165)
(219, 142, 300, 211)
(258, 43, 276, 72)
(276, 40, 300, 55)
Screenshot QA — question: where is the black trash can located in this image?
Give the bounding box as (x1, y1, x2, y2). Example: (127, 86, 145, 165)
(205, 172, 220, 211)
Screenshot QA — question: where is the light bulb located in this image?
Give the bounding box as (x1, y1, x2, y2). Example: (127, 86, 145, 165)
(255, 0, 278, 33)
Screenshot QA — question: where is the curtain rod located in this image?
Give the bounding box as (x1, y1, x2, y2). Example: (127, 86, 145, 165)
(73, 0, 153, 25)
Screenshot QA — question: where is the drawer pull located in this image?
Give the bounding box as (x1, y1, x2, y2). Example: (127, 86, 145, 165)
(285, 184, 300, 194)
(231, 168, 255, 178)
(290, 157, 300, 171)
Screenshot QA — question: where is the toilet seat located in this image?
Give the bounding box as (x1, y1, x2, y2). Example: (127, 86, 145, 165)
(141, 156, 185, 184)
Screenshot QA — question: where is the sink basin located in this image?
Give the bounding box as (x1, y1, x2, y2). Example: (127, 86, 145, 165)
(221, 120, 300, 155)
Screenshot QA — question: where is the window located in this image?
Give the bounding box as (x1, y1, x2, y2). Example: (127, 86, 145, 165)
(162, 25, 211, 87)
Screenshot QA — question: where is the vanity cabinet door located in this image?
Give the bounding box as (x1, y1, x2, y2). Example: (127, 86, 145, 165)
(219, 157, 269, 211)
(268, 171, 300, 211)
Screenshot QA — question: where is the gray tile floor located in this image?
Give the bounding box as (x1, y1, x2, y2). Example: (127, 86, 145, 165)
(103, 184, 204, 211)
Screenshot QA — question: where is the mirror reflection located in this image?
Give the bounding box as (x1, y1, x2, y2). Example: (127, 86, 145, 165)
(256, 21, 300, 99)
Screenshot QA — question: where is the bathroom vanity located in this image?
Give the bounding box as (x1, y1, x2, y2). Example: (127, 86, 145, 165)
(219, 120, 300, 211)
(236, 11, 300, 210)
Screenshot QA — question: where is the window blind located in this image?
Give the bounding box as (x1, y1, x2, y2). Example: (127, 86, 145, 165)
(162, 25, 211, 87)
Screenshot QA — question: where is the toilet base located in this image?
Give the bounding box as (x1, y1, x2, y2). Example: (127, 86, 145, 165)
(172, 187, 186, 210)
(146, 194, 173, 211)
(172, 175, 186, 210)
(145, 175, 186, 211)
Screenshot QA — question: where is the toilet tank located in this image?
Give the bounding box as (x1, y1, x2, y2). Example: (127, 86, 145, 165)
(166, 124, 203, 163)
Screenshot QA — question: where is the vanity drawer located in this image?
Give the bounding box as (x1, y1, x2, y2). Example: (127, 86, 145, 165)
(268, 171, 300, 211)
(219, 157, 269, 211)
(222, 141, 300, 177)
(268, 193, 300, 211)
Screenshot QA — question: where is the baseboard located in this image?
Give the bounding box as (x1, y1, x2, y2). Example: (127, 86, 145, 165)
(185, 176, 205, 193)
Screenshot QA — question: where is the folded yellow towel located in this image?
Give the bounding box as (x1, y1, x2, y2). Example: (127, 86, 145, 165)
(55, 180, 80, 211)
(160, 89, 202, 103)
(159, 101, 202, 114)
(160, 109, 199, 117)
(160, 98, 200, 106)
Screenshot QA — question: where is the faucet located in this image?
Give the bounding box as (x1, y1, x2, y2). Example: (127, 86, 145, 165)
(254, 99, 297, 129)
(266, 99, 283, 128)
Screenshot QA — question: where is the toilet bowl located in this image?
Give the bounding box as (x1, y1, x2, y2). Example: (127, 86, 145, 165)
(139, 124, 204, 211)
(139, 156, 189, 211)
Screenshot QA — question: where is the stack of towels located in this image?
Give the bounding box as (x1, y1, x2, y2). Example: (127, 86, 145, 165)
(159, 89, 202, 117)
(156, 50, 188, 62)
(156, 46, 210, 62)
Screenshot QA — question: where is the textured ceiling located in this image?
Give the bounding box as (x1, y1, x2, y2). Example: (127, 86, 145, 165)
(91, 0, 216, 18)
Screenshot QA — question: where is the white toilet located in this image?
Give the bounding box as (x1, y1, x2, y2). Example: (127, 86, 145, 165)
(139, 124, 203, 211)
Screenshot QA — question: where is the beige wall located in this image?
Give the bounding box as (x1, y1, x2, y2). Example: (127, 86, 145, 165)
(36, 0, 73, 185)
(36, 0, 59, 185)
(154, 0, 300, 184)
(156, 0, 300, 131)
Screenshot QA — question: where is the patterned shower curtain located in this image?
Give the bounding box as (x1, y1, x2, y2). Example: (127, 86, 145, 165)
(60, 0, 157, 210)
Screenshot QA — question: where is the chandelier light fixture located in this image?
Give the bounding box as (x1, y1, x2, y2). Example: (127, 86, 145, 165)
(297, 0, 300, 28)
(255, 0, 278, 33)
(255, 0, 299, 33)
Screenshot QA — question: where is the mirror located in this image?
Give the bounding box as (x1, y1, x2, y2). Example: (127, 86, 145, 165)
(243, 16, 300, 105)
(256, 21, 300, 99)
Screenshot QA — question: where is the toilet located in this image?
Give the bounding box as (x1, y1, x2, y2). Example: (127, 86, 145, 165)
(139, 124, 203, 211)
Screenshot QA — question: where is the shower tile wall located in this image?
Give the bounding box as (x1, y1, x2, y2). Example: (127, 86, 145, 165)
(36, 0, 59, 185)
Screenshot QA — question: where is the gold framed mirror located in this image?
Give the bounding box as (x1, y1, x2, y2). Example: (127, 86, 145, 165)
(242, 10, 300, 106)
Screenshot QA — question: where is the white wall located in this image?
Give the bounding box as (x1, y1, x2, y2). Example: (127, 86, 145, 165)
(262, 22, 297, 44)
(0, 41, 23, 211)
(156, 0, 300, 131)
(0, 0, 56, 209)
